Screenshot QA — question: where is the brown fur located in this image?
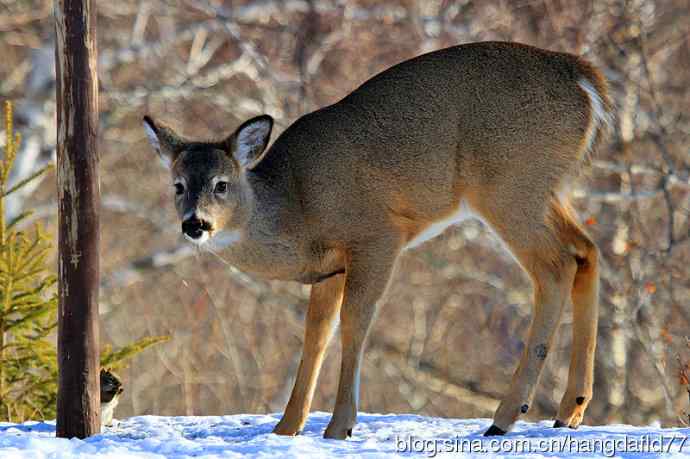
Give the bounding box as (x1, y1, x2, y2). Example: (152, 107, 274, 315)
(143, 41, 613, 438)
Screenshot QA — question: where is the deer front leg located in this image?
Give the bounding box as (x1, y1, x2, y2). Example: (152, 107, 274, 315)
(273, 274, 345, 436)
(323, 241, 400, 439)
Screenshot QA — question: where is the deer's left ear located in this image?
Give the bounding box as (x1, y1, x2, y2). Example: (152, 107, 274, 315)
(227, 115, 273, 168)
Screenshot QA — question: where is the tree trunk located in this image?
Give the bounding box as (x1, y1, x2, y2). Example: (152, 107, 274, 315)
(55, 0, 100, 438)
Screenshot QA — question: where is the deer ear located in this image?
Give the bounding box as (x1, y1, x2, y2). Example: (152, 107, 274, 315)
(229, 115, 273, 168)
(143, 116, 184, 168)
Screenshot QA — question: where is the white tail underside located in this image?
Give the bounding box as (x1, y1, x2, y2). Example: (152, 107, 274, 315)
(578, 78, 613, 155)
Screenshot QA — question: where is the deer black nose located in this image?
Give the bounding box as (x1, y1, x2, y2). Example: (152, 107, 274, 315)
(182, 216, 212, 239)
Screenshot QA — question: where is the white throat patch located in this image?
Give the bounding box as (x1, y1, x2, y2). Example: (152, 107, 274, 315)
(185, 231, 210, 246)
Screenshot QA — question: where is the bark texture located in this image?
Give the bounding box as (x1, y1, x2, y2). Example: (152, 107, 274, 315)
(55, 0, 100, 438)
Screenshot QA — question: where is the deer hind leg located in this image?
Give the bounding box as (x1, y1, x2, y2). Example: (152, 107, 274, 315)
(554, 209, 599, 429)
(273, 274, 345, 436)
(469, 196, 579, 435)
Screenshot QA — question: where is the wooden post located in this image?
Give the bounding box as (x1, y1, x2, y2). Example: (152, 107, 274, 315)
(55, 0, 100, 438)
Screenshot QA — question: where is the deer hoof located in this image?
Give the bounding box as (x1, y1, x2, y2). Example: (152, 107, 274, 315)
(484, 424, 506, 436)
(324, 423, 353, 440)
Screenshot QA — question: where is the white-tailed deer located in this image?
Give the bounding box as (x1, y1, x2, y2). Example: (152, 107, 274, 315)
(143, 41, 612, 438)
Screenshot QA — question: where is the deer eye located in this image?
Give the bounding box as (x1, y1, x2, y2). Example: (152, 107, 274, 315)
(214, 181, 228, 194)
(174, 182, 185, 195)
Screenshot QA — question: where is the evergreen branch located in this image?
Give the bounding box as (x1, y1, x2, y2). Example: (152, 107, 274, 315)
(6, 210, 34, 231)
(5, 305, 55, 332)
(1, 165, 53, 198)
(101, 335, 171, 370)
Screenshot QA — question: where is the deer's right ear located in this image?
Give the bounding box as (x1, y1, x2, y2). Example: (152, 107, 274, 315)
(143, 116, 183, 168)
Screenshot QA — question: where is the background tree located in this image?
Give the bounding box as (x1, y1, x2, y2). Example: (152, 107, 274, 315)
(54, 0, 101, 438)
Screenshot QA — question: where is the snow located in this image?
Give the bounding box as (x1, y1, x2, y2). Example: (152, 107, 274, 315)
(1, 412, 689, 458)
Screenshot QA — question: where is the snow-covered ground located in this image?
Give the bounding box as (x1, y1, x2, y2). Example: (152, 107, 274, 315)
(1, 412, 689, 458)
